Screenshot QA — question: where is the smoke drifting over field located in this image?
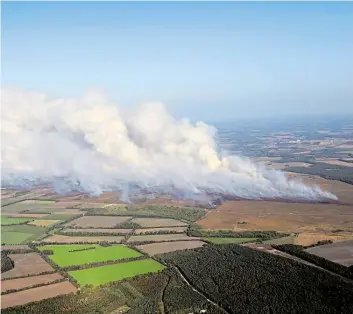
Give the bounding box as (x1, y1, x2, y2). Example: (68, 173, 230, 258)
(1, 88, 337, 202)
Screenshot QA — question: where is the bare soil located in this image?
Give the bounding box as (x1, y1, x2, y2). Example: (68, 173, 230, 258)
(306, 239, 353, 266)
(130, 218, 187, 228)
(137, 240, 206, 255)
(127, 234, 199, 243)
(1, 281, 77, 309)
(66, 216, 132, 228)
(61, 228, 132, 234)
(41, 234, 124, 243)
(1, 273, 63, 293)
(197, 200, 353, 234)
(2, 253, 55, 279)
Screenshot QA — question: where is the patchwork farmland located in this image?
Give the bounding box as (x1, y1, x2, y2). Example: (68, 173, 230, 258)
(41, 234, 125, 244)
(38, 244, 142, 267)
(65, 215, 132, 228)
(2, 253, 55, 279)
(137, 240, 206, 255)
(69, 259, 165, 286)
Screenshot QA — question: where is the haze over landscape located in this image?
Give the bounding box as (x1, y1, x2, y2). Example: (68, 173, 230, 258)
(1, 2, 353, 314)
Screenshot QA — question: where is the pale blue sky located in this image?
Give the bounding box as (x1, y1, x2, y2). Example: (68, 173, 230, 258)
(2, 1, 353, 121)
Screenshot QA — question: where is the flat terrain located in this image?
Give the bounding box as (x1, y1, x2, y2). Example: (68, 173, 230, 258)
(66, 216, 132, 228)
(41, 234, 124, 243)
(69, 259, 165, 286)
(1, 245, 32, 252)
(135, 226, 187, 234)
(2, 253, 55, 279)
(204, 237, 257, 244)
(306, 239, 353, 266)
(61, 228, 132, 234)
(1, 281, 77, 309)
(28, 219, 59, 227)
(137, 240, 206, 255)
(1, 273, 63, 293)
(1, 216, 32, 225)
(197, 199, 353, 235)
(2, 224, 48, 244)
(130, 217, 187, 228)
(127, 234, 199, 243)
(38, 244, 142, 267)
(3, 213, 48, 218)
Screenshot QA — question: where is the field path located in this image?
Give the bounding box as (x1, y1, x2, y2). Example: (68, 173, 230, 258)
(172, 265, 231, 314)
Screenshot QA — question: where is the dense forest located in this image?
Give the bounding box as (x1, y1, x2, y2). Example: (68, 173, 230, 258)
(286, 162, 353, 185)
(273, 244, 353, 280)
(158, 244, 353, 314)
(1, 252, 14, 273)
(3, 269, 223, 314)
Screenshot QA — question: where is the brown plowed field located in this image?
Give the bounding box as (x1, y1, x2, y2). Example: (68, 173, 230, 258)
(1, 273, 63, 293)
(197, 200, 353, 234)
(2, 253, 55, 279)
(1, 281, 77, 309)
(61, 228, 132, 234)
(66, 215, 132, 228)
(135, 226, 187, 234)
(1, 245, 32, 252)
(130, 218, 187, 228)
(127, 234, 199, 243)
(138, 240, 206, 255)
(41, 234, 124, 243)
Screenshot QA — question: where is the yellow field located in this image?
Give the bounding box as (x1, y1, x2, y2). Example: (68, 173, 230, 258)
(28, 220, 59, 227)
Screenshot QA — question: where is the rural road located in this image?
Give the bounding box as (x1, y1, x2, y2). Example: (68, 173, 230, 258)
(172, 265, 231, 314)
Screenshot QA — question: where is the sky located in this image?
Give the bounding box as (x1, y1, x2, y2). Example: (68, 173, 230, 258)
(2, 1, 353, 121)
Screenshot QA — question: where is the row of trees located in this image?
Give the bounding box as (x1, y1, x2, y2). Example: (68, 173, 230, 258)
(158, 244, 353, 314)
(187, 227, 288, 240)
(273, 244, 353, 280)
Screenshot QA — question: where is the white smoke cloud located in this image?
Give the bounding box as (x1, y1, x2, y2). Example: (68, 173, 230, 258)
(0, 87, 337, 202)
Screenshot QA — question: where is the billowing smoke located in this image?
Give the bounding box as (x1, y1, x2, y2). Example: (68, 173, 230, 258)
(1, 87, 337, 202)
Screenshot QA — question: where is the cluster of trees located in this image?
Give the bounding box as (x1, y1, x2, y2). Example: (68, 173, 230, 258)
(287, 162, 353, 185)
(137, 230, 184, 235)
(68, 247, 95, 253)
(3, 268, 222, 314)
(85, 205, 205, 222)
(187, 227, 288, 241)
(305, 240, 333, 248)
(61, 256, 146, 272)
(116, 220, 141, 229)
(273, 244, 353, 280)
(158, 244, 353, 314)
(1, 252, 14, 273)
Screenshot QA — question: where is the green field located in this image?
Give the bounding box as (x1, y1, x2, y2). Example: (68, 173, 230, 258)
(1, 224, 48, 244)
(204, 237, 257, 244)
(37, 200, 56, 204)
(41, 214, 77, 220)
(1, 216, 32, 225)
(38, 244, 142, 267)
(69, 259, 165, 286)
(1, 231, 34, 244)
(86, 205, 206, 222)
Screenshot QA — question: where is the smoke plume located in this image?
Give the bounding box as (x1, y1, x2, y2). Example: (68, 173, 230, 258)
(1, 87, 337, 202)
